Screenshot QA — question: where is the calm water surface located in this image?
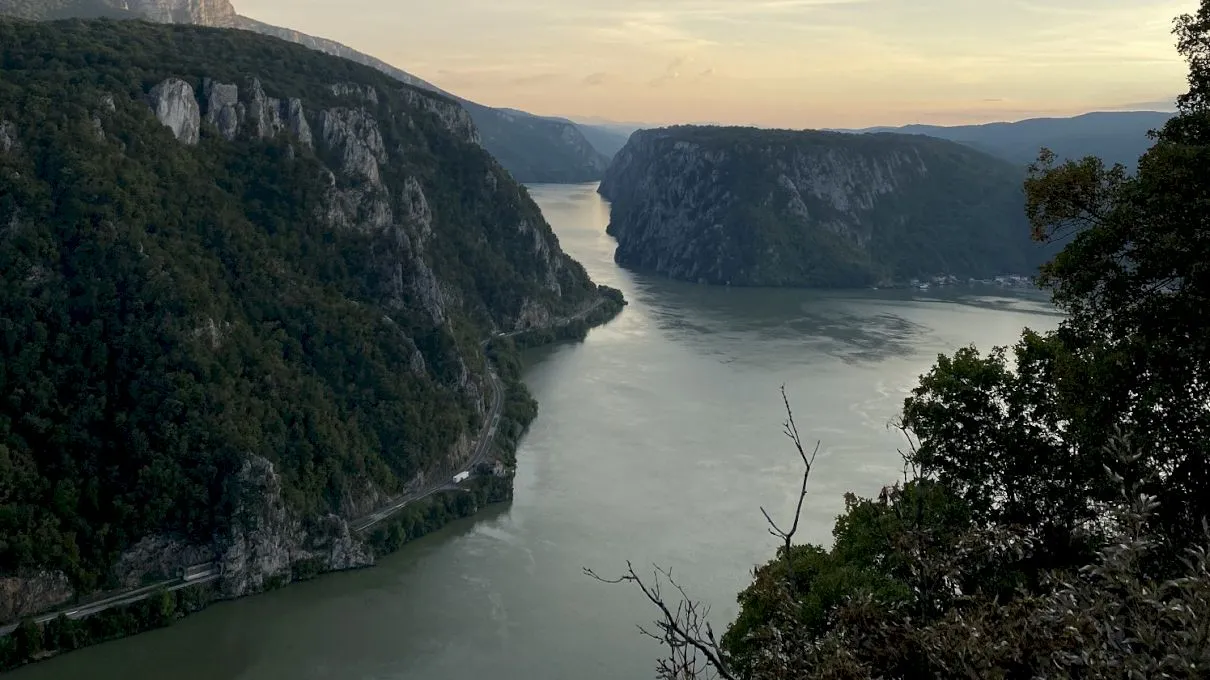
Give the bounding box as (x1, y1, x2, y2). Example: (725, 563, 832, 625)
(16, 182, 1061, 680)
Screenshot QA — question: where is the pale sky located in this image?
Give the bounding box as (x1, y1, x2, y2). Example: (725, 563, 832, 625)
(238, 0, 1193, 128)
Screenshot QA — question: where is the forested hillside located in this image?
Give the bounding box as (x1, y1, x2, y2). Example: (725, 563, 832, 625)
(600, 125, 1050, 288)
(0, 16, 618, 629)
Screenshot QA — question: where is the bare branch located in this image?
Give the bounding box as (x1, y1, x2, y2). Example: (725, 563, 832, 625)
(759, 385, 820, 586)
(584, 387, 821, 679)
(585, 563, 738, 680)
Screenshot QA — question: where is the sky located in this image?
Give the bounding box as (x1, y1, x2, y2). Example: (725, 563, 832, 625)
(237, 0, 1194, 129)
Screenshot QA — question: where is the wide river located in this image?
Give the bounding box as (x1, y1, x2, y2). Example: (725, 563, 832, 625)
(15, 183, 1061, 680)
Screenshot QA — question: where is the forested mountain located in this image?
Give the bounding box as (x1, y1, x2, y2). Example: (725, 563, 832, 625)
(600, 125, 1051, 288)
(0, 16, 619, 642)
(848, 110, 1174, 169)
(0, 0, 613, 183)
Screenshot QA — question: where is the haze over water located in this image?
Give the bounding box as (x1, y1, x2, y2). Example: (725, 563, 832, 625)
(13, 183, 1062, 680)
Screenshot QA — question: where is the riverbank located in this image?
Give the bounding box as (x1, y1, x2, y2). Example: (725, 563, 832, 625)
(0, 293, 626, 672)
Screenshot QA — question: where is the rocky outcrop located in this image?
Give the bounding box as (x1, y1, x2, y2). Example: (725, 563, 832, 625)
(200, 78, 312, 147)
(123, 0, 237, 26)
(284, 98, 312, 148)
(114, 536, 217, 589)
(203, 79, 242, 140)
(330, 82, 378, 106)
(147, 78, 200, 144)
(318, 108, 386, 184)
(220, 455, 372, 598)
(599, 125, 1043, 288)
(399, 89, 481, 146)
(0, 572, 73, 623)
(0, 120, 16, 153)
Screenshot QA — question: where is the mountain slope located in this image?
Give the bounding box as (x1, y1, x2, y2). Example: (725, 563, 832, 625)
(849, 111, 1174, 168)
(575, 123, 634, 159)
(600, 126, 1051, 288)
(0, 0, 612, 183)
(0, 17, 619, 634)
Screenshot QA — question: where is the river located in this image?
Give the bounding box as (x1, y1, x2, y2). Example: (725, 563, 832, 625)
(13, 182, 1062, 680)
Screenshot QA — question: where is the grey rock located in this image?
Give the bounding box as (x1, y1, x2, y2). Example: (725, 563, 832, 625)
(330, 82, 379, 106)
(399, 89, 481, 146)
(122, 0, 238, 26)
(1, 120, 18, 153)
(400, 176, 433, 243)
(318, 108, 386, 184)
(99, 94, 116, 112)
(284, 98, 312, 148)
(219, 455, 372, 598)
(245, 77, 283, 140)
(203, 79, 243, 141)
(0, 572, 73, 623)
(147, 77, 200, 145)
(114, 535, 217, 589)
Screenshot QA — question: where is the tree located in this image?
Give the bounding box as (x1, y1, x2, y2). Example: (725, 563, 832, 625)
(907, 0, 1210, 562)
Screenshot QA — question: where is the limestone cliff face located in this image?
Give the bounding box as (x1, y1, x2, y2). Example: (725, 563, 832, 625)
(219, 456, 372, 597)
(121, 0, 236, 25)
(117, 72, 604, 594)
(0, 573, 73, 623)
(0, 120, 16, 152)
(147, 78, 200, 144)
(600, 126, 1044, 288)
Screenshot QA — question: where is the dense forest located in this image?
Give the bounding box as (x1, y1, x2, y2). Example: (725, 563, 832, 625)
(599, 124, 1054, 288)
(0, 16, 617, 613)
(605, 2, 1210, 677)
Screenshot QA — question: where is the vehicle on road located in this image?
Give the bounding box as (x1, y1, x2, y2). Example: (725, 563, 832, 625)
(453, 471, 470, 483)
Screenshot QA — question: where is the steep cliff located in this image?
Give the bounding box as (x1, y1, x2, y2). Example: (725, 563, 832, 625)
(0, 0, 612, 183)
(0, 18, 618, 623)
(599, 126, 1048, 288)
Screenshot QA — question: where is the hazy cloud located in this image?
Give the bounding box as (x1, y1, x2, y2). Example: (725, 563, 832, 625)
(236, 0, 1192, 128)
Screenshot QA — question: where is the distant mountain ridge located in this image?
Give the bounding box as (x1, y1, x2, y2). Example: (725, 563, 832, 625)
(840, 111, 1175, 168)
(0, 0, 619, 182)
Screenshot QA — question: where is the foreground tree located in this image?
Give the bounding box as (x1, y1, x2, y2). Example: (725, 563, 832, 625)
(594, 2, 1210, 677)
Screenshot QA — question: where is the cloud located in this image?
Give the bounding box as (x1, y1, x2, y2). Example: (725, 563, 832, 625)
(509, 73, 561, 86)
(648, 56, 693, 86)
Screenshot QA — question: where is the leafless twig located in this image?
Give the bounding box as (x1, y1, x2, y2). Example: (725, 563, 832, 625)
(760, 385, 819, 585)
(584, 387, 820, 680)
(584, 562, 737, 680)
